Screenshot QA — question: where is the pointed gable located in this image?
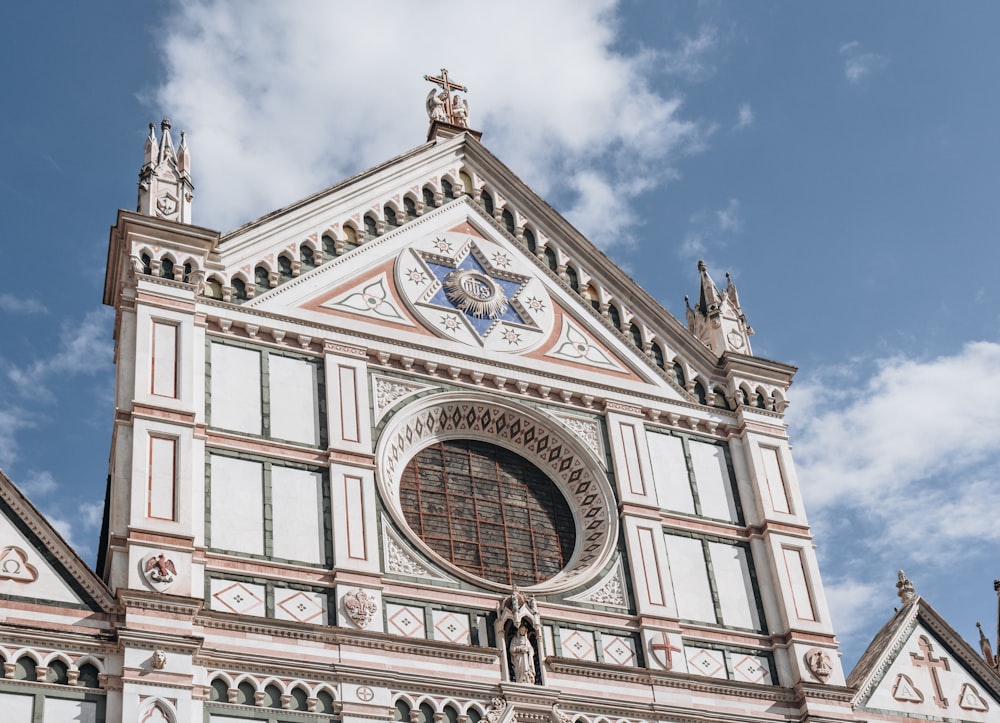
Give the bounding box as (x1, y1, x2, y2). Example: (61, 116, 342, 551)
(0, 470, 114, 613)
(850, 596, 1000, 721)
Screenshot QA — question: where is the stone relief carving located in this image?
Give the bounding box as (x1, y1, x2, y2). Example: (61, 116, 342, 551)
(343, 588, 379, 629)
(385, 535, 431, 577)
(141, 552, 177, 593)
(151, 650, 167, 670)
(555, 414, 602, 459)
(804, 647, 833, 683)
(485, 697, 508, 723)
(587, 570, 627, 607)
(374, 376, 431, 420)
(0, 546, 38, 582)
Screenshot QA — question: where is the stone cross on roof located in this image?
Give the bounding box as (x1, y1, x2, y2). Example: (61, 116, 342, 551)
(424, 68, 470, 128)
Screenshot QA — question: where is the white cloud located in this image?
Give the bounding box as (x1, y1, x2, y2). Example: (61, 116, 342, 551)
(716, 198, 742, 232)
(0, 294, 47, 314)
(20, 470, 58, 499)
(824, 577, 884, 644)
(153, 1, 711, 248)
(6, 308, 113, 398)
(659, 25, 720, 82)
(839, 41, 889, 84)
(789, 342, 1000, 560)
(0, 407, 35, 469)
(734, 103, 754, 130)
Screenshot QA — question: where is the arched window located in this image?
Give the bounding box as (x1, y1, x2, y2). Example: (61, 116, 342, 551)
(608, 304, 622, 330)
(443, 706, 460, 723)
(232, 278, 248, 302)
(322, 233, 337, 258)
(46, 660, 69, 685)
(317, 691, 336, 715)
(384, 206, 398, 228)
(467, 710, 482, 723)
(13, 656, 36, 681)
(140, 253, 152, 275)
(713, 387, 730, 410)
(263, 684, 283, 708)
(565, 265, 579, 292)
(459, 171, 474, 195)
(300, 245, 315, 269)
(502, 208, 515, 234)
(523, 228, 537, 254)
(480, 190, 494, 215)
(254, 266, 270, 294)
(629, 322, 643, 348)
(404, 196, 418, 220)
(584, 284, 601, 311)
(672, 362, 686, 389)
(209, 679, 229, 702)
(418, 702, 436, 723)
(235, 681, 255, 706)
(343, 226, 358, 251)
(363, 215, 378, 241)
(394, 700, 412, 722)
(651, 343, 665, 368)
(204, 277, 223, 300)
(544, 246, 558, 272)
(423, 187, 436, 209)
(694, 381, 708, 405)
(160, 257, 174, 280)
(289, 688, 309, 711)
(756, 391, 767, 409)
(77, 663, 100, 689)
(278, 255, 293, 282)
(182, 261, 192, 284)
(441, 179, 454, 199)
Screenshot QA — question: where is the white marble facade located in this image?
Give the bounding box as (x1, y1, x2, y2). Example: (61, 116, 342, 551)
(0, 114, 995, 723)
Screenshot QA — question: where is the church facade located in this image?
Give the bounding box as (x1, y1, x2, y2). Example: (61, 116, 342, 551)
(0, 81, 997, 723)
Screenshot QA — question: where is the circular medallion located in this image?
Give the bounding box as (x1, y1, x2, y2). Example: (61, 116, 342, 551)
(376, 393, 618, 594)
(396, 232, 553, 351)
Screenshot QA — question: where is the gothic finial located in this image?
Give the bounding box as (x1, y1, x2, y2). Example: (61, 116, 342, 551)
(977, 621, 997, 669)
(896, 570, 915, 603)
(137, 117, 194, 223)
(697, 259, 707, 272)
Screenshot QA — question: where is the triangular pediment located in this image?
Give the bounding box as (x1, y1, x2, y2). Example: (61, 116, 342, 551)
(243, 202, 688, 395)
(200, 132, 735, 405)
(0, 470, 114, 613)
(851, 598, 1000, 721)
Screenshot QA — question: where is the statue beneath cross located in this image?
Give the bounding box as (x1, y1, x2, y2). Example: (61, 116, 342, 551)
(424, 68, 470, 128)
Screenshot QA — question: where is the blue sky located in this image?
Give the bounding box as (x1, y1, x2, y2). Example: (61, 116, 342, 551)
(1, 1, 998, 670)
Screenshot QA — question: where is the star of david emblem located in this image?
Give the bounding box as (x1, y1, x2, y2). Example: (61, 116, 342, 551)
(396, 232, 554, 351)
(413, 240, 536, 343)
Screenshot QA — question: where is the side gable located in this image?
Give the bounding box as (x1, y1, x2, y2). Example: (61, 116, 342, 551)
(0, 470, 115, 613)
(851, 596, 1000, 721)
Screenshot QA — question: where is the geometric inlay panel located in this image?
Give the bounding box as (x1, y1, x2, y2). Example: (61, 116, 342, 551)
(210, 580, 266, 617)
(432, 610, 471, 645)
(602, 634, 637, 667)
(732, 653, 771, 685)
(386, 603, 426, 639)
(274, 588, 327, 624)
(686, 647, 727, 679)
(560, 629, 596, 661)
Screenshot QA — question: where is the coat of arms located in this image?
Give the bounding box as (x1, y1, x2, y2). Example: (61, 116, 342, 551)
(343, 588, 378, 629)
(142, 552, 178, 592)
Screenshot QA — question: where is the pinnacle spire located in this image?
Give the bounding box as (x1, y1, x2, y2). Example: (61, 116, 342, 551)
(137, 117, 194, 224)
(685, 260, 754, 357)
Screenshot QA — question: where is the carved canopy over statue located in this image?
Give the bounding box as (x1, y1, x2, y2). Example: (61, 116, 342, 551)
(424, 68, 470, 128)
(496, 585, 543, 685)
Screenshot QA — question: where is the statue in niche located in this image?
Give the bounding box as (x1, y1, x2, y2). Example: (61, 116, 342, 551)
(496, 584, 542, 685)
(509, 623, 536, 684)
